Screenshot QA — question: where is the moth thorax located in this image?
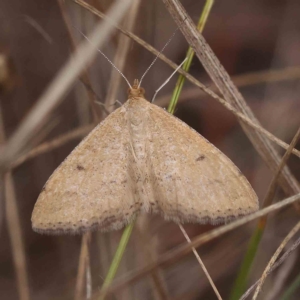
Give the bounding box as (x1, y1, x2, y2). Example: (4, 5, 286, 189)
(128, 79, 145, 99)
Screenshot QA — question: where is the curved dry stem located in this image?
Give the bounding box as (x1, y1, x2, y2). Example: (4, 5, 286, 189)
(252, 220, 300, 300)
(75, 232, 91, 300)
(179, 225, 222, 300)
(0, 108, 30, 300)
(240, 237, 300, 300)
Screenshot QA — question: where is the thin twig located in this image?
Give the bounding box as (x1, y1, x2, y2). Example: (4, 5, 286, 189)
(230, 66, 300, 88)
(179, 225, 222, 300)
(75, 232, 91, 300)
(252, 221, 300, 299)
(4, 173, 30, 300)
(261, 127, 300, 218)
(240, 237, 300, 300)
(264, 249, 297, 300)
(0, 107, 30, 300)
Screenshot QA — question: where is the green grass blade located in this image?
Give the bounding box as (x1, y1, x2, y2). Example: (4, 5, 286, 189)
(99, 221, 135, 300)
(167, 0, 214, 114)
(229, 225, 264, 299)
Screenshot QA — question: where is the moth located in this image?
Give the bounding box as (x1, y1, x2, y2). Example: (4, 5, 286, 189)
(31, 79, 258, 234)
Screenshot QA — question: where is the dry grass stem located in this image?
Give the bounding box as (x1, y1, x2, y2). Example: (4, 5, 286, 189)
(4, 173, 30, 300)
(241, 237, 300, 300)
(92, 193, 300, 298)
(75, 232, 91, 300)
(0, 0, 132, 169)
(0, 107, 30, 300)
(179, 225, 222, 300)
(75, 0, 300, 159)
(264, 250, 297, 300)
(86, 257, 92, 299)
(252, 221, 300, 299)
(261, 127, 300, 211)
(156, 64, 300, 107)
(230, 66, 300, 88)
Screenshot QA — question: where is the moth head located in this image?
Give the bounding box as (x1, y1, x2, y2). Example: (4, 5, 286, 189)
(128, 79, 145, 98)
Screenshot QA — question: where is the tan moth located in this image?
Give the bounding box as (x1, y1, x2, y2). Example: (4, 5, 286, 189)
(31, 77, 258, 234)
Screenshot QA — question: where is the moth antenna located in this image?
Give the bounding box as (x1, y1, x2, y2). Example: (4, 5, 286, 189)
(138, 27, 179, 88)
(151, 57, 187, 103)
(73, 26, 132, 89)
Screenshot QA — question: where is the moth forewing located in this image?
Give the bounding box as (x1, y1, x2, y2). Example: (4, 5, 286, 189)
(31, 80, 258, 234)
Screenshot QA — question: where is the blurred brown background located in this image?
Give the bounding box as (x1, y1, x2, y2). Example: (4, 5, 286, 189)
(0, 0, 300, 299)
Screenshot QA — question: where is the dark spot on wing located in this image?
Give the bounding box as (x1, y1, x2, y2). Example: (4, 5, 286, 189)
(77, 165, 85, 171)
(41, 186, 46, 192)
(196, 155, 205, 161)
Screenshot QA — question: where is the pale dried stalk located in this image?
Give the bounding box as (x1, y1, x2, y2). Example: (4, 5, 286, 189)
(264, 250, 297, 300)
(179, 225, 222, 300)
(4, 173, 30, 300)
(156, 64, 300, 106)
(93, 193, 300, 298)
(74, 0, 300, 159)
(230, 66, 300, 88)
(75, 232, 91, 300)
(240, 237, 300, 300)
(0, 107, 30, 300)
(86, 256, 92, 299)
(105, 0, 141, 112)
(262, 127, 300, 209)
(252, 221, 300, 299)
(162, 0, 300, 203)
(0, 0, 133, 169)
